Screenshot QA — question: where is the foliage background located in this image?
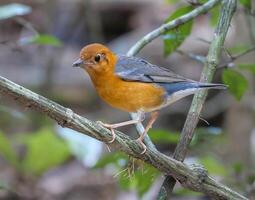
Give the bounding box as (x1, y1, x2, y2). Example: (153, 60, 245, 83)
(0, 0, 254, 199)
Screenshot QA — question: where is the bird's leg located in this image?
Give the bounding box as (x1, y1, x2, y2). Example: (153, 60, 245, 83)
(101, 118, 144, 129)
(136, 111, 159, 154)
(98, 112, 145, 143)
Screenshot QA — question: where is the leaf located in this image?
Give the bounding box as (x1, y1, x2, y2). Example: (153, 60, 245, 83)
(222, 69, 248, 100)
(199, 156, 227, 176)
(233, 162, 243, 175)
(239, 0, 251, 9)
(0, 132, 19, 168)
(19, 34, 62, 47)
(94, 152, 128, 169)
(58, 127, 103, 167)
(209, 5, 220, 26)
(95, 152, 159, 197)
(149, 129, 179, 144)
(175, 188, 202, 197)
(165, 0, 179, 3)
(191, 127, 223, 146)
(0, 3, 31, 20)
(238, 63, 255, 75)
(135, 166, 160, 197)
(21, 128, 70, 175)
(163, 6, 193, 56)
(228, 44, 249, 54)
(118, 164, 160, 197)
(247, 173, 255, 184)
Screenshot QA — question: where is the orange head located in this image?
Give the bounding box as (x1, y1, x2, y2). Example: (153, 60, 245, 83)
(72, 43, 117, 75)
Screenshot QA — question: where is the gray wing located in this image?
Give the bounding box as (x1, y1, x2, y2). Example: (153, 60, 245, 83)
(115, 55, 193, 83)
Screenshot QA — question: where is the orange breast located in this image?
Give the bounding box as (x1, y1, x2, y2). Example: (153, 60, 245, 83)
(88, 71, 165, 113)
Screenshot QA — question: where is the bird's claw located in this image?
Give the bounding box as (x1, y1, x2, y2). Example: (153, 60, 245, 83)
(108, 127, 116, 143)
(97, 121, 111, 127)
(136, 138, 147, 154)
(97, 121, 116, 143)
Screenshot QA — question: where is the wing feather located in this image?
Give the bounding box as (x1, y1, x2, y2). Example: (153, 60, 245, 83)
(115, 55, 193, 83)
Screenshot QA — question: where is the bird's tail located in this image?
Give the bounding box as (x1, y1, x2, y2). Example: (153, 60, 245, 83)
(161, 82, 227, 106)
(160, 82, 227, 96)
(197, 83, 227, 90)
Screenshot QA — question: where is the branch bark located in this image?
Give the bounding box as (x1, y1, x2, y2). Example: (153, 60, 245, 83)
(127, 0, 220, 56)
(158, 0, 237, 199)
(0, 75, 247, 200)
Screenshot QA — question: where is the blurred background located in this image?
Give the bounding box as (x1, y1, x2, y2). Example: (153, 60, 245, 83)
(0, 0, 254, 199)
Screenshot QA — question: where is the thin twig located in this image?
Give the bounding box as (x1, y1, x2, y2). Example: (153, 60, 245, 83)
(127, 0, 221, 56)
(15, 17, 39, 36)
(176, 49, 206, 63)
(176, 45, 255, 69)
(217, 45, 255, 69)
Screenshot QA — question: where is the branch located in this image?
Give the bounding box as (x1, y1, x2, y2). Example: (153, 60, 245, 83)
(158, 0, 237, 198)
(0, 75, 247, 199)
(127, 0, 220, 56)
(217, 45, 255, 69)
(176, 49, 206, 63)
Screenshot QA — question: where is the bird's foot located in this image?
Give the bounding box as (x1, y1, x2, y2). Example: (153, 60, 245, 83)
(97, 121, 116, 143)
(136, 137, 147, 155)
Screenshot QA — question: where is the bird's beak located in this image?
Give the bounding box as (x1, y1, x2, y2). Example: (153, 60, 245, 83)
(72, 58, 84, 67)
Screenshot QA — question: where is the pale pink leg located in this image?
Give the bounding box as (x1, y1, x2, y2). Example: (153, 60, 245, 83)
(136, 111, 159, 154)
(99, 113, 145, 143)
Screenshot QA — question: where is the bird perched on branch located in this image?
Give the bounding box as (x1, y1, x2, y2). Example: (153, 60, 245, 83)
(73, 43, 226, 153)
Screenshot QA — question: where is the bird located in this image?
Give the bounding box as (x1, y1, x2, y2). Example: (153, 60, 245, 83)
(72, 43, 226, 154)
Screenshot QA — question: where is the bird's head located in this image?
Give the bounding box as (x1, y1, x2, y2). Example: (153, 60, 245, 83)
(72, 43, 117, 74)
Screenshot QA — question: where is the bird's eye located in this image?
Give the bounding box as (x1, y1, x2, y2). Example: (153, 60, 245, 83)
(94, 54, 101, 62)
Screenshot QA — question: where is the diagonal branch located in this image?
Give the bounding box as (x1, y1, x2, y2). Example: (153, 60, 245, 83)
(0, 74, 247, 199)
(127, 0, 220, 56)
(158, 0, 237, 199)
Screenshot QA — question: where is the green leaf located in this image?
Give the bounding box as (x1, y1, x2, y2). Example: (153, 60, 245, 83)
(233, 162, 243, 175)
(94, 152, 128, 169)
(238, 64, 255, 75)
(95, 153, 159, 197)
(0, 132, 19, 168)
(199, 156, 227, 176)
(175, 188, 202, 197)
(19, 34, 62, 47)
(228, 44, 249, 54)
(149, 129, 179, 144)
(165, 0, 179, 3)
(21, 128, 70, 175)
(0, 3, 31, 20)
(239, 0, 251, 9)
(209, 5, 220, 26)
(222, 69, 248, 100)
(191, 127, 222, 147)
(247, 173, 255, 185)
(163, 6, 193, 56)
(118, 164, 160, 197)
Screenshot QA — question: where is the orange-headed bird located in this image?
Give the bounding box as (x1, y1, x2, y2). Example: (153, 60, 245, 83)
(73, 43, 226, 153)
